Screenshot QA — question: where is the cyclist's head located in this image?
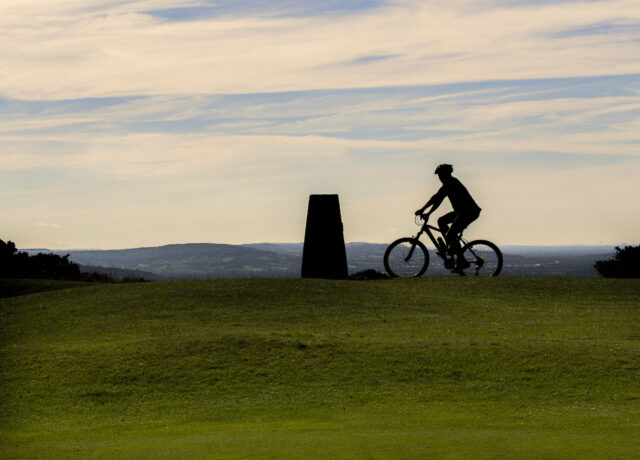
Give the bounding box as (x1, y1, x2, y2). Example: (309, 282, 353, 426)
(434, 163, 453, 177)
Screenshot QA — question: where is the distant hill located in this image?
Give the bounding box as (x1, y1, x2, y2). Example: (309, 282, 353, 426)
(243, 242, 390, 274)
(500, 245, 615, 255)
(27, 244, 300, 279)
(26, 243, 616, 279)
(242, 243, 303, 256)
(78, 265, 163, 281)
(246, 243, 614, 277)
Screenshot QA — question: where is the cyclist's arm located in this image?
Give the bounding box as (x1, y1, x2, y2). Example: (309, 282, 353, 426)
(415, 187, 446, 215)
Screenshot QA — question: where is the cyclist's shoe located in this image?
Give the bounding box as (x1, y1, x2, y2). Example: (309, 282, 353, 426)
(451, 258, 470, 275)
(457, 258, 471, 270)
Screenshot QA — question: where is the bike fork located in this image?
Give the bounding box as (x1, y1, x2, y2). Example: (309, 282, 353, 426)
(404, 234, 423, 262)
(404, 242, 417, 262)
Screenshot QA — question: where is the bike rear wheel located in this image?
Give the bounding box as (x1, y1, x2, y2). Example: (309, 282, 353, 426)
(384, 237, 430, 278)
(459, 239, 503, 277)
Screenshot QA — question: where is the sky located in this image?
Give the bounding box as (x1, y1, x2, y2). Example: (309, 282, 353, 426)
(1, 0, 639, 249)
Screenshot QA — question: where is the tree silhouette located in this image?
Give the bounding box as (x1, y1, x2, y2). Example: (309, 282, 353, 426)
(0, 239, 18, 260)
(594, 245, 640, 278)
(0, 239, 81, 280)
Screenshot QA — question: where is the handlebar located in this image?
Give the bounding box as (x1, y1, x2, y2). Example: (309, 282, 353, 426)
(415, 213, 430, 226)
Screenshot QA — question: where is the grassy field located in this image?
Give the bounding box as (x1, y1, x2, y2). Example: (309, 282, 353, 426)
(1, 277, 639, 459)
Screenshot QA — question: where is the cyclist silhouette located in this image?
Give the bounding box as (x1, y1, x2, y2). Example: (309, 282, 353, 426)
(415, 164, 481, 273)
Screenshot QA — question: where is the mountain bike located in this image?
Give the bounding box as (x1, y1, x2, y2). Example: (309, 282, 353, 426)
(383, 214, 503, 277)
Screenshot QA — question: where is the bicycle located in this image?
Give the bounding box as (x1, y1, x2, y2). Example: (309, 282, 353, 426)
(383, 213, 503, 277)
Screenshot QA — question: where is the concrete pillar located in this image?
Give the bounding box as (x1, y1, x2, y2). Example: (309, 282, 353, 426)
(301, 194, 348, 279)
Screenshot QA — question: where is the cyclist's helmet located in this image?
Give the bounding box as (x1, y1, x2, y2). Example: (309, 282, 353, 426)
(434, 163, 453, 175)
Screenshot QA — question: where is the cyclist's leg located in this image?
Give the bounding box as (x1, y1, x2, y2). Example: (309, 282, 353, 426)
(447, 211, 480, 259)
(437, 212, 457, 243)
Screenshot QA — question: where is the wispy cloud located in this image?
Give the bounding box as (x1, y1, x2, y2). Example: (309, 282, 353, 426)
(1, 0, 639, 99)
(3, 75, 638, 154)
(146, 0, 385, 21)
(549, 21, 640, 38)
(349, 54, 399, 65)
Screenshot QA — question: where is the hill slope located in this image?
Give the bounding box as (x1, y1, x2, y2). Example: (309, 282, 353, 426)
(28, 243, 615, 278)
(1, 278, 639, 458)
(29, 243, 300, 278)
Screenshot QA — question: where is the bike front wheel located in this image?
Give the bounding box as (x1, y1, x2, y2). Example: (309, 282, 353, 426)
(459, 240, 503, 277)
(384, 237, 430, 278)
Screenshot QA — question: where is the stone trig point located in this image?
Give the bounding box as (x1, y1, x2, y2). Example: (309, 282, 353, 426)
(301, 194, 348, 279)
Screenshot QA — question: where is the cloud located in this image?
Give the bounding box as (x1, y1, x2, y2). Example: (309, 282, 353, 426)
(549, 21, 640, 38)
(1, 0, 639, 100)
(3, 76, 638, 177)
(145, 0, 385, 21)
(348, 54, 400, 65)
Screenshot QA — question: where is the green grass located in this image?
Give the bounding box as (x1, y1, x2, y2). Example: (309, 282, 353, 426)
(0, 278, 91, 299)
(1, 278, 639, 459)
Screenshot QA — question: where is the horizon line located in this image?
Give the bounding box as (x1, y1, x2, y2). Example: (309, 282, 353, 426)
(19, 242, 628, 252)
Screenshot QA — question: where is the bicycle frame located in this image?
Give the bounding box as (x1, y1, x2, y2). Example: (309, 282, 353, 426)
(406, 216, 467, 262)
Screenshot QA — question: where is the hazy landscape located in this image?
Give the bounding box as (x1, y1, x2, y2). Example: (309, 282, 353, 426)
(26, 243, 615, 280)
